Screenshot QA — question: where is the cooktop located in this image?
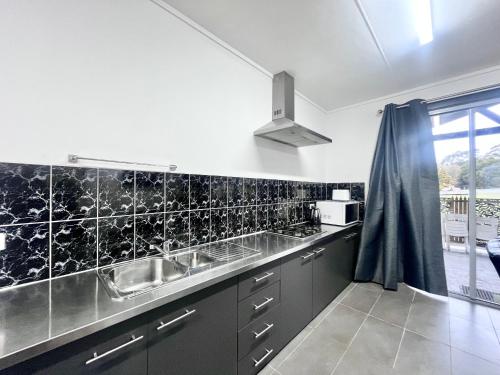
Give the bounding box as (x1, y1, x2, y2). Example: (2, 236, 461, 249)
(268, 223, 325, 240)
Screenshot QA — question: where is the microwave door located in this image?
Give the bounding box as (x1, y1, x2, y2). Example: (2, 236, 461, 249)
(345, 203, 359, 224)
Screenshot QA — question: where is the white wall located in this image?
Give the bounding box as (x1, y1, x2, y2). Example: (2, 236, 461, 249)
(0, 0, 327, 180)
(324, 65, 500, 186)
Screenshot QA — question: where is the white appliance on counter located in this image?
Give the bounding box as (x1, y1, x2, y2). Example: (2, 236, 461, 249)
(316, 200, 360, 226)
(331, 189, 351, 201)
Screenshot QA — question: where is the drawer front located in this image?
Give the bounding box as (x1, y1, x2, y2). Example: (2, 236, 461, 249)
(237, 333, 280, 375)
(238, 305, 280, 360)
(5, 318, 148, 375)
(238, 281, 280, 329)
(238, 263, 281, 301)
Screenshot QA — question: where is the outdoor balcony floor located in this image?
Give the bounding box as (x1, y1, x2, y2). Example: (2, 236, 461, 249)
(443, 246, 500, 303)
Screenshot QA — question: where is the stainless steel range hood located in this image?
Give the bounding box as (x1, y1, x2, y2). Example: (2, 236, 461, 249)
(254, 71, 332, 147)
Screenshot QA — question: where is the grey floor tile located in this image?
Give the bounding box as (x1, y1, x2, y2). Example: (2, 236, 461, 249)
(394, 330, 451, 375)
(413, 290, 450, 312)
(487, 307, 500, 332)
(396, 283, 417, 300)
(308, 302, 337, 328)
(406, 299, 450, 344)
(341, 286, 381, 313)
(268, 326, 313, 368)
(333, 348, 396, 375)
(318, 304, 366, 345)
(333, 283, 356, 303)
(371, 291, 412, 327)
(278, 328, 347, 375)
(449, 315, 500, 365)
(448, 297, 494, 330)
(355, 282, 384, 292)
(343, 316, 403, 367)
(258, 364, 279, 374)
(451, 347, 500, 375)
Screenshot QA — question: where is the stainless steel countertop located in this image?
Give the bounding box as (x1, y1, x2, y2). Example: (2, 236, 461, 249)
(0, 224, 359, 370)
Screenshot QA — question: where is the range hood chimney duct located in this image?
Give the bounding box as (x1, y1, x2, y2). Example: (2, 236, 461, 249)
(254, 71, 332, 147)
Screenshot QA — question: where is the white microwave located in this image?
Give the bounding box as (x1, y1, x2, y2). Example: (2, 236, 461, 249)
(316, 200, 360, 226)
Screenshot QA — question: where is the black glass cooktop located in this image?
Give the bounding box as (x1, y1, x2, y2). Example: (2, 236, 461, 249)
(268, 223, 325, 240)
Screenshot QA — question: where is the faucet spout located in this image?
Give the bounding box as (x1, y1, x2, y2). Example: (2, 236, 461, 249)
(149, 240, 170, 256)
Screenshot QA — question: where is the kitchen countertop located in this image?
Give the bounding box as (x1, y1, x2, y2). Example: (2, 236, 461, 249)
(0, 223, 360, 370)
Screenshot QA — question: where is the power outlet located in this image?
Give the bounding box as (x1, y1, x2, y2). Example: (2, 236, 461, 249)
(0, 233, 6, 251)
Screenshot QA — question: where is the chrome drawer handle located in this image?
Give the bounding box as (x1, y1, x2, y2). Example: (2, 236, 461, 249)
(253, 272, 274, 283)
(157, 308, 196, 331)
(301, 252, 314, 260)
(253, 348, 274, 367)
(313, 247, 325, 255)
(253, 297, 274, 310)
(85, 335, 144, 365)
(253, 323, 274, 339)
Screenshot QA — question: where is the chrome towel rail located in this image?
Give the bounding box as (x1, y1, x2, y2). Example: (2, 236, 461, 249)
(68, 154, 177, 171)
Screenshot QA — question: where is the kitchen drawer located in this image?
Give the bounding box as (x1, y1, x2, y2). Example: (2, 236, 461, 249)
(238, 263, 281, 301)
(237, 333, 280, 375)
(3, 317, 148, 375)
(238, 281, 280, 329)
(238, 305, 280, 360)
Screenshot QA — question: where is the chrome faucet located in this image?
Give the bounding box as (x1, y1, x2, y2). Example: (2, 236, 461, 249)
(149, 241, 171, 256)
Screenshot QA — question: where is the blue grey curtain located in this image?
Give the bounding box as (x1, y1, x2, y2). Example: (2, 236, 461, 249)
(355, 99, 448, 296)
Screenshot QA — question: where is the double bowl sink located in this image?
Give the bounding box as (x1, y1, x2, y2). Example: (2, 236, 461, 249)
(98, 245, 259, 300)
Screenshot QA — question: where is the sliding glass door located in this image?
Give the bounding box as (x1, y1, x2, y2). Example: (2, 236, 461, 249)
(432, 102, 500, 305)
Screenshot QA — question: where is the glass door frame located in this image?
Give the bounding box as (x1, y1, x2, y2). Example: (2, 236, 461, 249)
(430, 99, 500, 303)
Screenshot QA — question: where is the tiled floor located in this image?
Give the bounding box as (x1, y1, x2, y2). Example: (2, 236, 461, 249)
(443, 250, 500, 298)
(260, 282, 500, 375)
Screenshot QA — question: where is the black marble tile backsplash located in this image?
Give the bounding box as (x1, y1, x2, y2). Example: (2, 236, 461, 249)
(165, 211, 189, 250)
(0, 161, 364, 288)
(135, 214, 164, 258)
(189, 209, 210, 246)
(98, 216, 134, 267)
(51, 219, 97, 277)
(228, 177, 243, 207)
(0, 163, 50, 225)
(210, 176, 227, 208)
(0, 223, 49, 287)
(165, 173, 189, 212)
(189, 174, 210, 210)
(98, 169, 134, 217)
(135, 171, 164, 214)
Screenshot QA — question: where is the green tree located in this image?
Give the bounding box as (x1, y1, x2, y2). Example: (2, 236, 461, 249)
(438, 167, 454, 190)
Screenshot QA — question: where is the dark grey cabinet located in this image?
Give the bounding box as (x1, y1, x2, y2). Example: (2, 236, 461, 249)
(147, 279, 237, 375)
(280, 249, 314, 346)
(313, 230, 358, 316)
(2, 317, 149, 375)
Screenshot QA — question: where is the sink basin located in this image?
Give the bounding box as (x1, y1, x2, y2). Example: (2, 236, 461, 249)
(98, 256, 189, 299)
(169, 250, 215, 269)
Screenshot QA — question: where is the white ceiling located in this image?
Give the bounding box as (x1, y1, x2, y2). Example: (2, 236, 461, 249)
(161, 0, 500, 111)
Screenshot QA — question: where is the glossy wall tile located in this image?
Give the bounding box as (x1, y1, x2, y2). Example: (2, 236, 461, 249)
(0, 161, 364, 288)
(0, 163, 50, 225)
(51, 219, 97, 277)
(0, 223, 49, 287)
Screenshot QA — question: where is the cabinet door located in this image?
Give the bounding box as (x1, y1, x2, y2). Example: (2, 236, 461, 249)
(3, 318, 148, 375)
(313, 228, 362, 316)
(313, 240, 341, 316)
(280, 249, 313, 346)
(147, 279, 237, 375)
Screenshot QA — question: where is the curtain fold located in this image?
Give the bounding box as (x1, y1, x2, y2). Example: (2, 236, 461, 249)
(355, 99, 448, 296)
